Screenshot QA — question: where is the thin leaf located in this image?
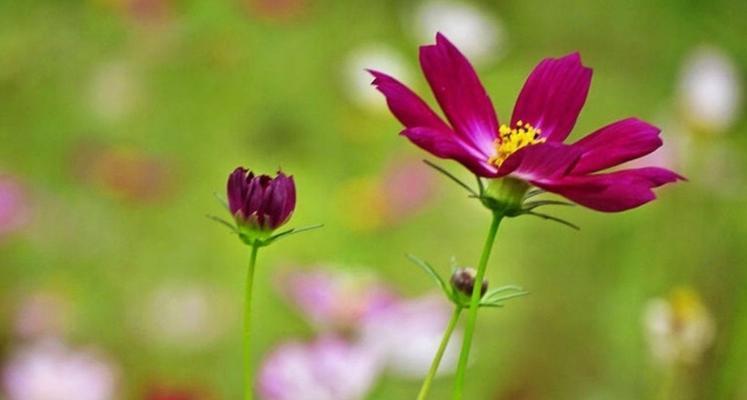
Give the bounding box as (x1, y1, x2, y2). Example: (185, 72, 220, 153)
(475, 175, 485, 196)
(406, 254, 452, 300)
(522, 200, 575, 211)
(266, 224, 324, 244)
(423, 160, 477, 196)
(480, 291, 530, 306)
(523, 188, 545, 200)
(524, 211, 580, 230)
(206, 215, 238, 233)
(482, 285, 525, 301)
(477, 303, 505, 308)
(213, 192, 229, 211)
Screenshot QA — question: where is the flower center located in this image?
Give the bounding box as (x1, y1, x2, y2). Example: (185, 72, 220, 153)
(488, 121, 546, 166)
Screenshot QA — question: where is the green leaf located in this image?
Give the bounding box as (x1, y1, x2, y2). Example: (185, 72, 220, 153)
(206, 215, 238, 233)
(213, 192, 229, 211)
(482, 285, 525, 300)
(406, 254, 453, 300)
(423, 160, 478, 196)
(479, 290, 530, 307)
(475, 175, 485, 196)
(523, 188, 545, 200)
(477, 303, 505, 308)
(524, 211, 580, 230)
(265, 224, 324, 245)
(522, 199, 575, 211)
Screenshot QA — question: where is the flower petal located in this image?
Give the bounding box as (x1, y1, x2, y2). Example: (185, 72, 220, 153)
(419, 33, 499, 154)
(264, 173, 296, 229)
(368, 70, 451, 132)
(402, 127, 498, 176)
(535, 167, 683, 212)
(227, 167, 248, 214)
(571, 118, 663, 174)
(497, 142, 583, 181)
(369, 70, 497, 176)
(511, 53, 592, 142)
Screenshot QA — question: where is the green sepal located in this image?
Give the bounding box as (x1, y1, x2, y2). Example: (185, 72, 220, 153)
(207, 215, 239, 233)
(262, 224, 324, 246)
(208, 213, 323, 247)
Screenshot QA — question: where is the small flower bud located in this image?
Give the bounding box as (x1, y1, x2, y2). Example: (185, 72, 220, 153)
(482, 177, 529, 214)
(227, 167, 296, 244)
(450, 267, 488, 298)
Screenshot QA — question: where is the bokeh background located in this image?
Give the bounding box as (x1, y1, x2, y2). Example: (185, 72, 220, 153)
(1, 0, 746, 399)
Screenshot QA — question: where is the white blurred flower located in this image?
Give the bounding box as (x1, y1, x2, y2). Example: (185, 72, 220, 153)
(643, 288, 715, 366)
(343, 44, 410, 111)
(361, 296, 460, 379)
(138, 283, 229, 350)
(678, 46, 742, 134)
(258, 336, 381, 400)
(0, 174, 31, 237)
(89, 60, 140, 123)
(2, 340, 118, 400)
(410, 0, 506, 64)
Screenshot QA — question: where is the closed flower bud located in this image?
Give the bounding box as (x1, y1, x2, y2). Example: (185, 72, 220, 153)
(227, 167, 296, 243)
(450, 267, 488, 298)
(482, 177, 529, 214)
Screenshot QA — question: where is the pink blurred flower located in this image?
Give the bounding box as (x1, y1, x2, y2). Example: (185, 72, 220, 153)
(0, 174, 31, 237)
(334, 160, 436, 231)
(361, 296, 460, 378)
(257, 336, 380, 400)
(12, 291, 71, 340)
(380, 158, 436, 221)
(278, 268, 460, 380)
(2, 340, 118, 400)
(281, 269, 397, 331)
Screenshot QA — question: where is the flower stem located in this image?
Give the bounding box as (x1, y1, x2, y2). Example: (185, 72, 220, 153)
(452, 212, 503, 400)
(656, 364, 678, 400)
(417, 306, 463, 400)
(244, 244, 260, 400)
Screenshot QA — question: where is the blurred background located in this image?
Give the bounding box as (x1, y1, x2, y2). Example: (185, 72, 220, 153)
(1, 0, 746, 399)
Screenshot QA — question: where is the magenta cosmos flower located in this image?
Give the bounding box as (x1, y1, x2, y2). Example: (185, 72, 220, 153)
(370, 34, 682, 212)
(227, 168, 296, 233)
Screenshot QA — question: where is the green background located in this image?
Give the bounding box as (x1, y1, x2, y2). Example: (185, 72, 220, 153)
(1, 0, 745, 398)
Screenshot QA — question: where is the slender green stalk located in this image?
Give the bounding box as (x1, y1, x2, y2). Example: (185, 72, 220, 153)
(452, 213, 503, 400)
(656, 364, 678, 400)
(417, 307, 463, 400)
(244, 244, 260, 400)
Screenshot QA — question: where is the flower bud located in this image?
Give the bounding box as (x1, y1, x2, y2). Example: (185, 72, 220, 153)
(482, 177, 529, 214)
(450, 267, 488, 299)
(227, 167, 296, 243)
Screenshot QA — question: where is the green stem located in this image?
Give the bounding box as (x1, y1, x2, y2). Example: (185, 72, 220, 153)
(656, 364, 678, 400)
(452, 212, 503, 400)
(417, 307, 463, 400)
(244, 244, 260, 400)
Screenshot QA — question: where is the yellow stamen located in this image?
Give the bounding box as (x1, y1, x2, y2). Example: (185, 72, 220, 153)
(488, 122, 546, 166)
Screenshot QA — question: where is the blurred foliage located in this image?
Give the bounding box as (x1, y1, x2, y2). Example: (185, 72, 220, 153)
(0, 0, 746, 399)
